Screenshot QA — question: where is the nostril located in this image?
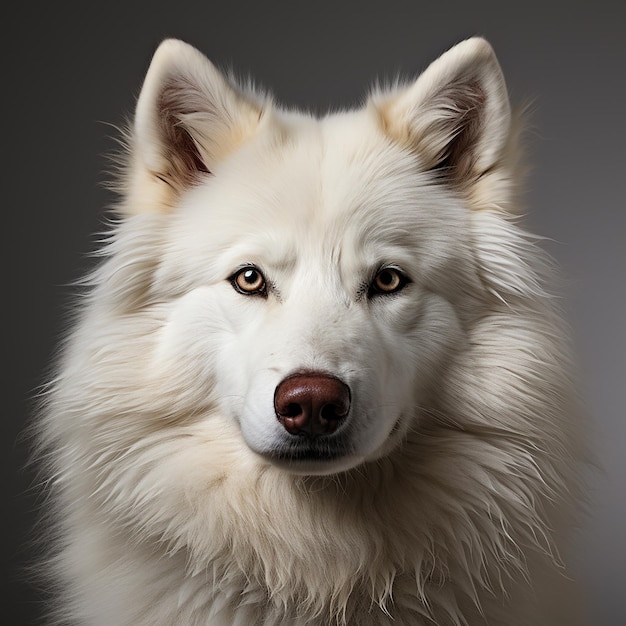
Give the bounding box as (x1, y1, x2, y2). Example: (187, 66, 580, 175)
(283, 403, 303, 418)
(274, 372, 351, 437)
(320, 403, 345, 421)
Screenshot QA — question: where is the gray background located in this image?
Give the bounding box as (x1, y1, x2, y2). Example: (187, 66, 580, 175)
(6, 1, 624, 624)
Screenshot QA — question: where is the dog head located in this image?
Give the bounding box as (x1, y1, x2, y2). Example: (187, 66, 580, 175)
(99, 37, 516, 476)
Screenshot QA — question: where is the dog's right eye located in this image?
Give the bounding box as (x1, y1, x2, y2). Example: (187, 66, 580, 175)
(230, 266, 267, 296)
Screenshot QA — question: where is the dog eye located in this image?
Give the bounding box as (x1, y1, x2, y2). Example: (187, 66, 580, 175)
(369, 267, 409, 296)
(230, 266, 267, 296)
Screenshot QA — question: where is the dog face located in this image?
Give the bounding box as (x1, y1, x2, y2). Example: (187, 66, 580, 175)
(150, 121, 476, 475)
(101, 37, 512, 476)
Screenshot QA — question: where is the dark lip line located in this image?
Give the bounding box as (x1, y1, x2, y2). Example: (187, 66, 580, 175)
(270, 449, 344, 462)
(267, 440, 352, 462)
(271, 452, 340, 462)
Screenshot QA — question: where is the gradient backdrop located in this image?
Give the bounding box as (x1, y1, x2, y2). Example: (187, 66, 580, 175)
(7, 2, 625, 624)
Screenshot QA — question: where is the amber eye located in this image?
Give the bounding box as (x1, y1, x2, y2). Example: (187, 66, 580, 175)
(231, 266, 267, 296)
(369, 267, 408, 296)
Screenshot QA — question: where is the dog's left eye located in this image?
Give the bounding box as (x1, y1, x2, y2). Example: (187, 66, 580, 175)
(230, 266, 267, 296)
(369, 267, 409, 297)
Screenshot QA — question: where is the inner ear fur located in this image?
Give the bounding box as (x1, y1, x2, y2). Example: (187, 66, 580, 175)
(156, 78, 213, 183)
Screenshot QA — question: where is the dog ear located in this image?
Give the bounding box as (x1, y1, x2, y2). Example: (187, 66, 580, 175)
(125, 39, 263, 213)
(376, 37, 511, 184)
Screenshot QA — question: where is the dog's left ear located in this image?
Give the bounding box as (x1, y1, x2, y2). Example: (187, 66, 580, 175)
(376, 37, 511, 183)
(125, 39, 265, 214)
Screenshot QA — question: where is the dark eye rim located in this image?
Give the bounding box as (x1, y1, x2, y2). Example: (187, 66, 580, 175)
(229, 265, 268, 297)
(368, 266, 410, 298)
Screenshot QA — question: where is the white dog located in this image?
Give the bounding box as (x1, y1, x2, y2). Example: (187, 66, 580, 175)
(36, 37, 585, 625)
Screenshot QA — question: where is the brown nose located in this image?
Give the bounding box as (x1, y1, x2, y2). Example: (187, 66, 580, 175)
(274, 373, 351, 437)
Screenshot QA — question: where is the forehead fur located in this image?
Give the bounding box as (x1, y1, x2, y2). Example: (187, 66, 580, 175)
(183, 106, 464, 233)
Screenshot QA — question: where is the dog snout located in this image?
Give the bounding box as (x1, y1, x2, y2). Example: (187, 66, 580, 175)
(274, 372, 351, 437)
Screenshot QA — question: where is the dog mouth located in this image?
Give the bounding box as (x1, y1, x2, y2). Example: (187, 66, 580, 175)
(263, 434, 357, 473)
(271, 435, 352, 460)
(272, 444, 345, 462)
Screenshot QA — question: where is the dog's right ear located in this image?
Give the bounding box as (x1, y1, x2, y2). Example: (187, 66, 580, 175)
(125, 39, 264, 214)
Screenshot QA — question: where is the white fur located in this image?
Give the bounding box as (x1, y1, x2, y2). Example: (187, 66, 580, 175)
(36, 37, 585, 625)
